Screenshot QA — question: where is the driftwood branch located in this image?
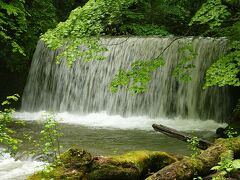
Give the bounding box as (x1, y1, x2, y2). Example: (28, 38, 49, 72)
(152, 124, 212, 150)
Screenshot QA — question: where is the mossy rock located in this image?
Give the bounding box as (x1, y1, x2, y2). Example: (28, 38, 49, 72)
(89, 150, 177, 179)
(28, 149, 177, 180)
(28, 166, 86, 180)
(60, 148, 92, 169)
(28, 148, 91, 180)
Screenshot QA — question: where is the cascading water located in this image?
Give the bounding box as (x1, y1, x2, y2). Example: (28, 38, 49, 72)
(6, 37, 231, 179)
(21, 37, 230, 121)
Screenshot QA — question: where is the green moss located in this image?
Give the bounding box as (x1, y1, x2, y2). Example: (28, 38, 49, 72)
(28, 148, 91, 179)
(88, 164, 138, 180)
(214, 137, 240, 151)
(88, 150, 177, 179)
(110, 150, 176, 172)
(28, 149, 177, 180)
(60, 148, 92, 169)
(28, 163, 87, 180)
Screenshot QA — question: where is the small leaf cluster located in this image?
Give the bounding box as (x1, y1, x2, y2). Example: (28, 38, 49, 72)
(225, 127, 238, 138)
(173, 42, 197, 82)
(211, 150, 240, 179)
(187, 136, 200, 157)
(190, 0, 230, 29)
(110, 58, 164, 93)
(120, 23, 170, 36)
(193, 177, 203, 180)
(110, 39, 198, 93)
(36, 114, 63, 162)
(205, 41, 240, 87)
(0, 94, 21, 156)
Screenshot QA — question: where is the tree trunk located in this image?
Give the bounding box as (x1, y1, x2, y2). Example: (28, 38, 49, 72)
(146, 138, 240, 180)
(152, 124, 212, 150)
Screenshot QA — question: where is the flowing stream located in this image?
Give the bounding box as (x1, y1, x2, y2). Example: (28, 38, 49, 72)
(1, 37, 231, 179)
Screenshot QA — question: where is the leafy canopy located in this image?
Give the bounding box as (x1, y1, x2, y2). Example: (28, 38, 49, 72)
(190, 0, 230, 29)
(41, 0, 138, 65)
(110, 58, 165, 93)
(0, 0, 27, 55)
(205, 41, 240, 87)
(40, 0, 239, 92)
(189, 0, 240, 88)
(0, 0, 61, 72)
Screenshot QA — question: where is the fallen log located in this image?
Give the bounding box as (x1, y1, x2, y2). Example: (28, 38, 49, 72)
(28, 149, 177, 180)
(146, 137, 240, 180)
(152, 124, 212, 150)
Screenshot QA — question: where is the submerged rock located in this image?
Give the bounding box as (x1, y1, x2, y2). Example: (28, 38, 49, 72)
(28, 149, 177, 180)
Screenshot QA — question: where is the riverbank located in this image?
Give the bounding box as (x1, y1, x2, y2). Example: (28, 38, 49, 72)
(27, 137, 240, 180)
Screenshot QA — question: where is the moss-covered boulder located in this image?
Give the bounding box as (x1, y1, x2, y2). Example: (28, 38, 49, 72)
(28, 149, 177, 180)
(88, 150, 177, 180)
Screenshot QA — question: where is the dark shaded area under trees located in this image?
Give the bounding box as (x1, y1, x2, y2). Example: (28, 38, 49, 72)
(0, 0, 87, 106)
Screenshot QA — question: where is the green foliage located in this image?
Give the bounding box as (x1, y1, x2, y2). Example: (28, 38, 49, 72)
(153, 0, 191, 20)
(119, 0, 183, 35)
(0, 0, 61, 72)
(225, 127, 238, 138)
(187, 136, 200, 157)
(214, 21, 240, 41)
(41, 0, 138, 65)
(190, 0, 230, 29)
(0, 94, 20, 156)
(37, 114, 63, 162)
(205, 41, 240, 87)
(110, 39, 197, 93)
(136, 0, 205, 35)
(120, 23, 170, 36)
(14, 0, 201, 67)
(233, 99, 240, 116)
(41, 0, 203, 64)
(173, 42, 197, 81)
(54, 0, 88, 22)
(24, 0, 58, 55)
(211, 150, 240, 179)
(121, 0, 147, 22)
(193, 177, 203, 180)
(110, 58, 164, 93)
(0, 0, 27, 56)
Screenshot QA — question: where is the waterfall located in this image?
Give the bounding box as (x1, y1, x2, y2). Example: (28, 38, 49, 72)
(21, 37, 230, 121)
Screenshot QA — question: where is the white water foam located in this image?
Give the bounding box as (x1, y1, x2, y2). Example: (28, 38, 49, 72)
(14, 111, 227, 132)
(0, 149, 46, 180)
(8, 111, 226, 179)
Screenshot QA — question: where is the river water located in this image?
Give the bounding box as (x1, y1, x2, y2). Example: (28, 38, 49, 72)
(0, 111, 226, 180)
